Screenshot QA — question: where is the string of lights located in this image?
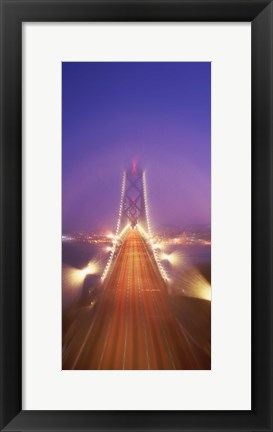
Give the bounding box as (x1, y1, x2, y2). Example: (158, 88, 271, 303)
(101, 172, 127, 282)
(142, 172, 169, 281)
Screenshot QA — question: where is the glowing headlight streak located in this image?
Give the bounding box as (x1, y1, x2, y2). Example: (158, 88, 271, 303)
(175, 268, 211, 301)
(198, 278, 211, 301)
(101, 172, 128, 282)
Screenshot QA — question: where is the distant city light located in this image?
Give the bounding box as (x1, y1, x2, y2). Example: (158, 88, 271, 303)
(62, 235, 73, 242)
(106, 232, 114, 239)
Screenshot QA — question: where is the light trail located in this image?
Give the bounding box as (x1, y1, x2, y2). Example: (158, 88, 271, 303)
(174, 268, 211, 301)
(63, 230, 211, 370)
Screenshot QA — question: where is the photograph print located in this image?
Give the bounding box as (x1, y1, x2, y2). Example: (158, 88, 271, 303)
(62, 62, 211, 370)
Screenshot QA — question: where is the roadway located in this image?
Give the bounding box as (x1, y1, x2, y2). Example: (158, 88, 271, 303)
(63, 229, 210, 370)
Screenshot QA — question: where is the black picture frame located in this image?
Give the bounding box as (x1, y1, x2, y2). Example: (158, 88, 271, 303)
(0, 1, 272, 431)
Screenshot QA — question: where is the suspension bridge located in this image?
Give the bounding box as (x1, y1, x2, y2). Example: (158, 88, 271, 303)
(62, 164, 211, 370)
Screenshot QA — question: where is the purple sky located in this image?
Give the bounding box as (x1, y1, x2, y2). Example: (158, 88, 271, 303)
(62, 62, 211, 232)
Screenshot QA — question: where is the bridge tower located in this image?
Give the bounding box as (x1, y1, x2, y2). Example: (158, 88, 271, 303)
(102, 163, 168, 282)
(120, 162, 149, 232)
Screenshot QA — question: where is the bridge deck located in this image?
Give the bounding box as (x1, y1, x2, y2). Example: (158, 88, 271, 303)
(63, 229, 210, 369)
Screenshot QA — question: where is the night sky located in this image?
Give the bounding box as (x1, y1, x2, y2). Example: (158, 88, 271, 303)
(62, 62, 211, 233)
